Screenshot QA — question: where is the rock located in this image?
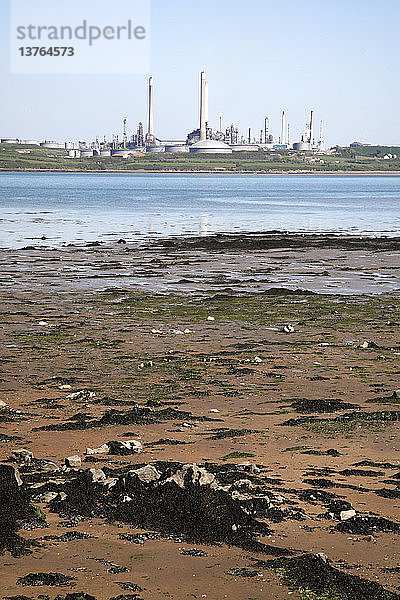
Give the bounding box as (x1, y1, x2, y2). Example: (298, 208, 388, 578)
(231, 479, 254, 493)
(326, 500, 355, 520)
(209, 409, 220, 413)
(12, 448, 34, 466)
(38, 492, 59, 503)
(165, 464, 217, 489)
(237, 462, 261, 474)
(392, 390, 400, 399)
(282, 324, 295, 333)
(359, 341, 378, 349)
(207, 316, 215, 321)
(86, 443, 110, 455)
(107, 440, 142, 456)
(48, 463, 277, 552)
(41, 460, 59, 472)
(340, 510, 357, 521)
(0, 400, 8, 409)
(88, 468, 107, 483)
(16, 572, 77, 587)
(116, 582, 143, 592)
(130, 465, 161, 484)
(66, 390, 96, 401)
(180, 548, 208, 556)
(65, 456, 81, 469)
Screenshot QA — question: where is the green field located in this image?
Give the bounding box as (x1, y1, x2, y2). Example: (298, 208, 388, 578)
(1, 143, 400, 173)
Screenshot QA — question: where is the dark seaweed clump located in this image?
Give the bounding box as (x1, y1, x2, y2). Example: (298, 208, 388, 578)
(17, 572, 77, 587)
(336, 515, 400, 535)
(289, 398, 356, 414)
(256, 553, 400, 600)
(34, 406, 216, 432)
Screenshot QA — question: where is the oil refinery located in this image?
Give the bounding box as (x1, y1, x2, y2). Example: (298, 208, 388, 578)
(2, 71, 326, 157)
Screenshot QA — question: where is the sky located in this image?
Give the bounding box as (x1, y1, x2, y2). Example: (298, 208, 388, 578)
(0, 0, 399, 147)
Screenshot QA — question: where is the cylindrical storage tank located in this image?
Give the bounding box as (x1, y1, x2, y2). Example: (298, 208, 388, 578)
(189, 140, 232, 154)
(293, 142, 311, 151)
(164, 144, 189, 153)
(146, 145, 164, 153)
(230, 144, 259, 152)
(1, 138, 19, 144)
(21, 140, 40, 145)
(100, 149, 111, 157)
(65, 142, 75, 150)
(40, 141, 65, 149)
(80, 149, 94, 158)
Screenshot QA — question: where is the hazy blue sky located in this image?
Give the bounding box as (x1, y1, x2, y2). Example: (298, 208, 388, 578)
(0, 0, 399, 146)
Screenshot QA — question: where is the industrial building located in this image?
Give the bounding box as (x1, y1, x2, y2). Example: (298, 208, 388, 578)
(2, 70, 326, 157)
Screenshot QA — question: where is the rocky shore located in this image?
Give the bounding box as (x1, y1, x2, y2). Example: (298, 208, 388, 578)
(0, 233, 399, 599)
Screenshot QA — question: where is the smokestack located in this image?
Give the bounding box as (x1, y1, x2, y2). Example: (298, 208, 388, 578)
(123, 118, 127, 149)
(264, 117, 269, 144)
(199, 71, 206, 141)
(148, 76, 154, 140)
(248, 128, 251, 144)
(219, 113, 223, 132)
(280, 110, 285, 145)
(309, 110, 314, 145)
(204, 81, 209, 125)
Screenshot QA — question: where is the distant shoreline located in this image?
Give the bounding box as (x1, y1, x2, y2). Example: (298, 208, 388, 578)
(1, 168, 400, 176)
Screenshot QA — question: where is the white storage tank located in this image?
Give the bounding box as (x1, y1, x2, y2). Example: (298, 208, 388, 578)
(80, 149, 94, 158)
(293, 142, 312, 151)
(146, 144, 164, 153)
(189, 139, 232, 154)
(20, 140, 40, 145)
(230, 144, 259, 152)
(40, 141, 65, 149)
(164, 144, 189, 153)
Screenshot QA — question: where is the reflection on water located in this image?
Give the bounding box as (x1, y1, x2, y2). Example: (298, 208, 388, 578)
(200, 214, 209, 236)
(0, 172, 399, 248)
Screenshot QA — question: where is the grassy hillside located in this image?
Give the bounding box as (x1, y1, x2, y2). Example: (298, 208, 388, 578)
(1, 143, 400, 173)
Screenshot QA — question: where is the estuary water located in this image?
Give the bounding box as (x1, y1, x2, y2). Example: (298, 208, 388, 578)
(0, 172, 399, 248)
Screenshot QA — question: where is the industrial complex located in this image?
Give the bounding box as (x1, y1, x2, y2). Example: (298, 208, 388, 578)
(2, 71, 326, 158)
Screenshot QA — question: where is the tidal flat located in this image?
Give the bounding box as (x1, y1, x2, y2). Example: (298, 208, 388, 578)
(0, 233, 399, 600)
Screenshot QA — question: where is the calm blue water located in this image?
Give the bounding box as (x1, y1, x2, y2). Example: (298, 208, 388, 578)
(0, 172, 399, 247)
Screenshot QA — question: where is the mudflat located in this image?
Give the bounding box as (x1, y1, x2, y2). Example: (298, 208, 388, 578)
(0, 233, 399, 600)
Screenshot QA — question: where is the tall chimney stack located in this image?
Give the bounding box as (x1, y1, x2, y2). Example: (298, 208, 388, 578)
(147, 76, 154, 141)
(280, 110, 286, 145)
(264, 116, 269, 144)
(309, 110, 314, 146)
(199, 71, 207, 141)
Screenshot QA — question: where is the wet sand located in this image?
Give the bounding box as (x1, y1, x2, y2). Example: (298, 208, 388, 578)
(0, 233, 399, 600)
